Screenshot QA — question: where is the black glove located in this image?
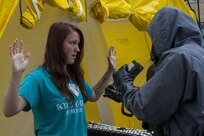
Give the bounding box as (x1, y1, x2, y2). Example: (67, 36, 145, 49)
(113, 65, 136, 95)
(113, 64, 135, 86)
(103, 65, 132, 103)
(104, 84, 123, 102)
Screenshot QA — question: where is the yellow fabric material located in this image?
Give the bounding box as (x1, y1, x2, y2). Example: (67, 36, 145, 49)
(89, 0, 132, 23)
(21, 0, 44, 29)
(78, 21, 116, 125)
(0, 0, 19, 39)
(67, 0, 87, 22)
(20, 0, 86, 29)
(89, 0, 197, 31)
(128, 0, 197, 31)
(46, 0, 87, 22)
(46, 0, 69, 11)
(82, 59, 101, 123)
(101, 21, 152, 128)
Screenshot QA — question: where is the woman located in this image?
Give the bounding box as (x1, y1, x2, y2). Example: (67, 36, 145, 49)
(3, 22, 116, 136)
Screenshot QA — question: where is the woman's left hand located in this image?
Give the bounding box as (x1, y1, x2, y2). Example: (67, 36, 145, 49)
(108, 45, 116, 71)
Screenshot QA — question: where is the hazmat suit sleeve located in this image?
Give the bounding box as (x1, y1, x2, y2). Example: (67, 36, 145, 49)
(123, 51, 189, 124)
(89, 0, 131, 23)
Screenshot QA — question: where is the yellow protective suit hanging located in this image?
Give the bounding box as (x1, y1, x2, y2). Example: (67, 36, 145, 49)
(20, 0, 87, 29)
(0, 0, 19, 38)
(128, 0, 197, 31)
(89, 0, 132, 23)
(89, 0, 197, 31)
(67, 0, 87, 22)
(20, 0, 44, 29)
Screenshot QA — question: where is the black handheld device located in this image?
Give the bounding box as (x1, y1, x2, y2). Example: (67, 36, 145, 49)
(104, 60, 144, 117)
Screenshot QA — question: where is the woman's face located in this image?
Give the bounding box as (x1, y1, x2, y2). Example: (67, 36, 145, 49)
(63, 30, 80, 64)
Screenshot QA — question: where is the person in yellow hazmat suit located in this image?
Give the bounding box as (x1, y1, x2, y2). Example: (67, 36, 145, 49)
(113, 6, 204, 136)
(3, 22, 116, 136)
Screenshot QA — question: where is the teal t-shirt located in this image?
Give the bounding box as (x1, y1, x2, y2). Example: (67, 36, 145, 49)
(19, 66, 93, 136)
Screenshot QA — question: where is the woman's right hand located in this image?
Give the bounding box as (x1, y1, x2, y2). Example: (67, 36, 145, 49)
(9, 38, 30, 74)
(107, 45, 116, 72)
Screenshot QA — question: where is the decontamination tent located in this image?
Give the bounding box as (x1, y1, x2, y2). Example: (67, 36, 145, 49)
(0, 0, 197, 135)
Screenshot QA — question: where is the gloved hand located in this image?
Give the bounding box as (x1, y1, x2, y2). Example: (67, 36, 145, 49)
(113, 64, 135, 86)
(104, 84, 123, 102)
(112, 64, 136, 96)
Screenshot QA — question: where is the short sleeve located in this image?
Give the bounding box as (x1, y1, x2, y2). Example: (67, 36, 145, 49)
(84, 80, 93, 98)
(19, 74, 40, 111)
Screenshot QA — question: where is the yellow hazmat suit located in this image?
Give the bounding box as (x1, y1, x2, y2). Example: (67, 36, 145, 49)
(89, 0, 197, 31)
(0, 0, 19, 38)
(89, 0, 132, 23)
(20, 0, 87, 29)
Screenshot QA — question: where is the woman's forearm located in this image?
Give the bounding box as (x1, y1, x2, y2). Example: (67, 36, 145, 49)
(3, 73, 26, 117)
(93, 68, 113, 101)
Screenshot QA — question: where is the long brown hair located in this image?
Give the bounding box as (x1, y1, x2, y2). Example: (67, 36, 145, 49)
(42, 22, 87, 104)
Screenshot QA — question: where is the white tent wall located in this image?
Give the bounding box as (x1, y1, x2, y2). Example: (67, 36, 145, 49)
(78, 15, 115, 125)
(80, 0, 115, 126)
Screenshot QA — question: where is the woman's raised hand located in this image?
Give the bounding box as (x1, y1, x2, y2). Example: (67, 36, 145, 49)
(9, 38, 30, 74)
(108, 45, 116, 72)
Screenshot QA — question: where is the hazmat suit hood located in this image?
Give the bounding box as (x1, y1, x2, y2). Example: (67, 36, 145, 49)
(148, 6, 203, 62)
